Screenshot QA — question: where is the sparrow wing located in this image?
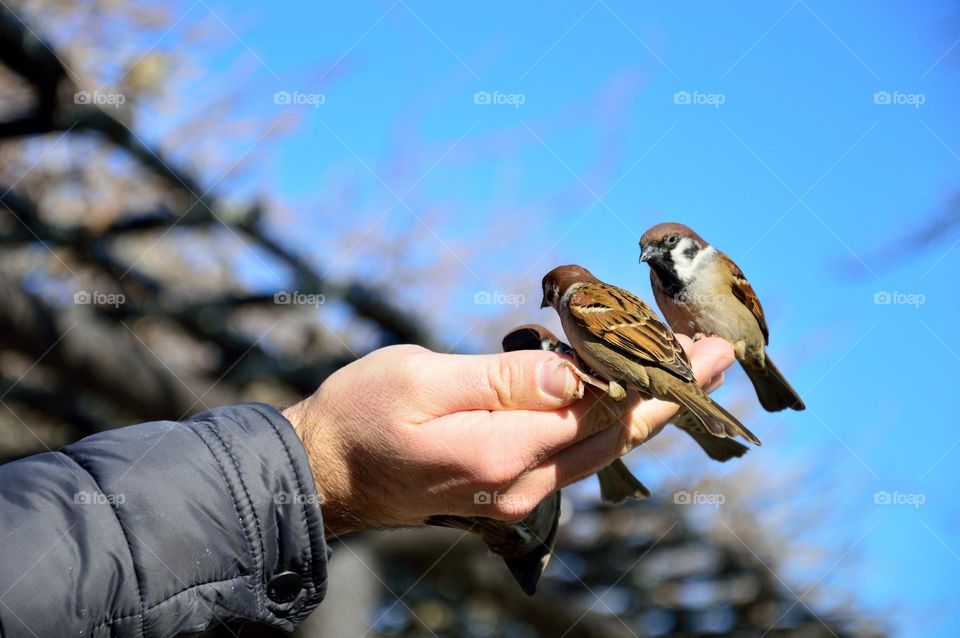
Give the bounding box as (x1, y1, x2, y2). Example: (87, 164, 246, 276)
(718, 251, 769, 343)
(569, 282, 695, 382)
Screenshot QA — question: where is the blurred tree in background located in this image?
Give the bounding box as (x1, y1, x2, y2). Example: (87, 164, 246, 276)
(0, 0, 433, 461)
(0, 2, 887, 637)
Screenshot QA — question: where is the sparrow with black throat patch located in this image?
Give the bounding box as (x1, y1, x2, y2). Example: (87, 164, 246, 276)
(540, 265, 761, 448)
(639, 223, 805, 412)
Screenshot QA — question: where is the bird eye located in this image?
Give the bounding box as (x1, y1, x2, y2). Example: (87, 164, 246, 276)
(665, 235, 678, 247)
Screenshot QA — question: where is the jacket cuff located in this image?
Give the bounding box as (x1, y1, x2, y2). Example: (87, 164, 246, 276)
(181, 402, 329, 630)
(59, 402, 330, 637)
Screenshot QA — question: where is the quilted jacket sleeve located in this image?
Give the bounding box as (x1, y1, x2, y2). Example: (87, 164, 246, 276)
(0, 402, 329, 637)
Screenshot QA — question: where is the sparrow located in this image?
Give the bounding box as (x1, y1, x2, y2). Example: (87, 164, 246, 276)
(534, 321, 747, 464)
(426, 497, 559, 597)
(422, 325, 565, 595)
(507, 325, 651, 505)
(540, 265, 761, 447)
(639, 223, 805, 412)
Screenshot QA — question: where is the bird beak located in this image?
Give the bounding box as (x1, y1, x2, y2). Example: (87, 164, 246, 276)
(639, 244, 661, 263)
(540, 297, 548, 309)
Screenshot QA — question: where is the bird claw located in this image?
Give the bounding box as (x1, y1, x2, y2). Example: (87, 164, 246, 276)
(558, 360, 626, 401)
(607, 380, 627, 401)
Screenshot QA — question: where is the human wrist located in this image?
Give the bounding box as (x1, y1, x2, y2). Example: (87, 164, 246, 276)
(282, 398, 359, 538)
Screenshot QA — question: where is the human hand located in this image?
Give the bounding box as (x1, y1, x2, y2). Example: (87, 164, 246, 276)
(282, 335, 734, 538)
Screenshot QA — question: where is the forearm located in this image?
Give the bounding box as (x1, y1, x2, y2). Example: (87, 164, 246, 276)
(0, 403, 328, 638)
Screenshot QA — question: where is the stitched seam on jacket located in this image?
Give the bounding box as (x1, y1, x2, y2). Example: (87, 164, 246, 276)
(212, 416, 267, 586)
(249, 405, 317, 589)
(91, 574, 248, 630)
(57, 450, 146, 638)
(183, 421, 265, 612)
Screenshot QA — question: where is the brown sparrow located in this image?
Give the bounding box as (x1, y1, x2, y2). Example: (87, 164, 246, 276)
(540, 265, 761, 446)
(535, 325, 747, 464)
(428, 324, 656, 594)
(425, 325, 563, 595)
(639, 223, 805, 412)
(508, 325, 651, 504)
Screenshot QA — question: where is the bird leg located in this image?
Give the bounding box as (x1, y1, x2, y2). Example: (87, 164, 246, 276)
(558, 360, 627, 401)
(732, 339, 748, 360)
(606, 380, 627, 401)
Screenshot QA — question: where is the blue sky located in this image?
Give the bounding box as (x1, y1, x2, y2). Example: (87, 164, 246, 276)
(159, 1, 960, 634)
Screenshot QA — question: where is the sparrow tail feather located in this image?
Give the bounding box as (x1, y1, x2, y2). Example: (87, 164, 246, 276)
(683, 426, 749, 461)
(597, 458, 651, 504)
(672, 410, 749, 461)
(669, 385, 761, 446)
(742, 352, 806, 412)
(426, 491, 561, 596)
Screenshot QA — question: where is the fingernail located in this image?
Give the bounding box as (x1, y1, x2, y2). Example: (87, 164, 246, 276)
(540, 360, 582, 400)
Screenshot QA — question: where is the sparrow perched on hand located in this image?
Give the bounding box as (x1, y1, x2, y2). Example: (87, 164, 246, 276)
(531, 315, 746, 463)
(426, 325, 564, 596)
(541, 265, 760, 447)
(507, 326, 651, 505)
(639, 223, 805, 412)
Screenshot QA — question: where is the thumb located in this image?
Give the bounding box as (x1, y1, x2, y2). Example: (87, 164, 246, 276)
(416, 350, 585, 415)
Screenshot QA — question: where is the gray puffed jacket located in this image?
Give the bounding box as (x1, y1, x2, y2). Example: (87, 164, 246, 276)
(0, 403, 328, 637)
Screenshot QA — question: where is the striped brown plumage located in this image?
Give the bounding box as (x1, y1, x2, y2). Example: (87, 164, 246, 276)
(542, 264, 761, 447)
